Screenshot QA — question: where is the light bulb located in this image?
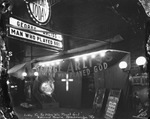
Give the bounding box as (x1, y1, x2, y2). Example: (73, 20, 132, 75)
(136, 56, 146, 66)
(119, 61, 128, 69)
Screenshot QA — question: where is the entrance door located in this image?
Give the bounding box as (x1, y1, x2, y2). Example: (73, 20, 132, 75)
(81, 75, 95, 108)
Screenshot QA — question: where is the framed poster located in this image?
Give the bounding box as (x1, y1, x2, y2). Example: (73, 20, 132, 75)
(104, 89, 121, 119)
(92, 88, 106, 116)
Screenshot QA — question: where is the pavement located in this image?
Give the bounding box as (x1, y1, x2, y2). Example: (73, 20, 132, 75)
(12, 103, 149, 119)
(13, 104, 100, 119)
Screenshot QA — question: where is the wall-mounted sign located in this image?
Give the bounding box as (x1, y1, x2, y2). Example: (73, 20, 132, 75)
(36, 50, 130, 79)
(131, 75, 149, 86)
(24, 0, 51, 25)
(7, 17, 63, 51)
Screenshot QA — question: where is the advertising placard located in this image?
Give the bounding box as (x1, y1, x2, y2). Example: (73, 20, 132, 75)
(104, 89, 121, 119)
(92, 88, 105, 115)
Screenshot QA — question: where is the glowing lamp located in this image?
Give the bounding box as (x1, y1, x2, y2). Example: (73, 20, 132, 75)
(75, 57, 79, 62)
(136, 56, 146, 66)
(100, 50, 106, 57)
(56, 61, 60, 65)
(51, 62, 55, 66)
(6, 80, 10, 85)
(83, 56, 87, 60)
(119, 61, 128, 69)
(91, 54, 96, 58)
(22, 72, 27, 77)
(45, 63, 49, 66)
(39, 63, 45, 67)
(34, 71, 39, 76)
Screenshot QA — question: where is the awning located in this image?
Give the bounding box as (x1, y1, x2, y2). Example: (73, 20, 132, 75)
(8, 63, 26, 74)
(7, 34, 124, 79)
(7, 62, 31, 79)
(33, 34, 124, 63)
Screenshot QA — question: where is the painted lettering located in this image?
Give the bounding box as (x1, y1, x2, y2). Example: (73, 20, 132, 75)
(98, 64, 103, 71)
(83, 60, 87, 68)
(89, 58, 92, 67)
(94, 63, 108, 73)
(75, 61, 80, 71)
(94, 66, 98, 73)
(86, 68, 90, 76)
(103, 62, 108, 69)
(67, 61, 74, 72)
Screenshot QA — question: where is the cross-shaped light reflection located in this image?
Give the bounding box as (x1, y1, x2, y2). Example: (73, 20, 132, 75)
(61, 73, 73, 91)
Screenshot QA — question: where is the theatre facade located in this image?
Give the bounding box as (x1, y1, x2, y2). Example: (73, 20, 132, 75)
(5, 0, 149, 119)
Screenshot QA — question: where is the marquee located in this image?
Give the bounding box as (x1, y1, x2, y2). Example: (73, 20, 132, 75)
(7, 17, 63, 51)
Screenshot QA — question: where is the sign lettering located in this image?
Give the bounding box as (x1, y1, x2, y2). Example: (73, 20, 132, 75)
(24, 0, 51, 25)
(9, 17, 63, 41)
(37, 60, 108, 77)
(9, 27, 63, 48)
(8, 17, 63, 50)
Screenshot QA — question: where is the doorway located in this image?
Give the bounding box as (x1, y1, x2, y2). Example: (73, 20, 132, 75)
(81, 75, 95, 108)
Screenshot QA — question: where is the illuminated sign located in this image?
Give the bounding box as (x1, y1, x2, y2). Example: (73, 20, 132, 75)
(24, 0, 51, 25)
(9, 17, 63, 41)
(8, 17, 63, 50)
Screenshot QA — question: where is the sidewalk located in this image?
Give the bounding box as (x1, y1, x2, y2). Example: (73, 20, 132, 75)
(14, 106, 101, 119)
(13, 104, 149, 119)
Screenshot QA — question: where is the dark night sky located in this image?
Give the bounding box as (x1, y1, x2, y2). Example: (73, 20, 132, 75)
(52, 0, 147, 54)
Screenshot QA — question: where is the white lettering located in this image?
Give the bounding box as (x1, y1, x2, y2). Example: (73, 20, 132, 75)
(9, 17, 63, 41)
(103, 62, 108, 69)
(75, 61, 80, 71)
(94, 66, 98, 73)
(67, 61, 74, 73)
(83, 60, 87, 68)
(94, 63, 108, 73)
(9, 27, 62, 48)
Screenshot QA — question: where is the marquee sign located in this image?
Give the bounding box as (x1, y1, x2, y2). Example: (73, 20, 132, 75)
(7, 17, 63, 51)
(24, 0, 51, 25)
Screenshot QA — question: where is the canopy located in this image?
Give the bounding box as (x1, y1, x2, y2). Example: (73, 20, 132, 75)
(7, 35, 124, 79)
(7, 62, 31, 79)
(8, 63, 26, 74)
